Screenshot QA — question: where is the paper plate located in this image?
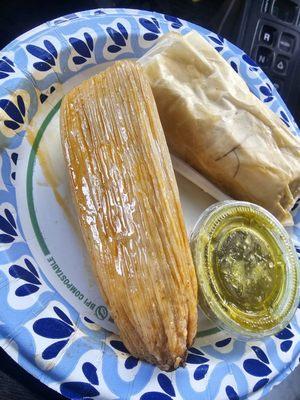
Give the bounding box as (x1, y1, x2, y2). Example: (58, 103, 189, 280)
(0, 8, 300, 400)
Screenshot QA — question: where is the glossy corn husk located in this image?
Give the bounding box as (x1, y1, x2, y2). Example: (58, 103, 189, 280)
(60, 60, 198, 371)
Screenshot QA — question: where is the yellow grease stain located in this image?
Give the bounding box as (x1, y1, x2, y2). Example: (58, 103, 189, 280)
(26, 121, 77, 230)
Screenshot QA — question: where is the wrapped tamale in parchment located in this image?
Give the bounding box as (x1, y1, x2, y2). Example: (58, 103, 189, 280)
(139, 32, 300, 225)
(60, 60, 198, 371)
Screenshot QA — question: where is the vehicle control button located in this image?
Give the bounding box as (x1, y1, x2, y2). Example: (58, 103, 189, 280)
(279, 33, 295, 52)
(272, 0, 298, 23)
(256, 47, 273, 67)
(261, 26, 276, 45)
(274, 56, 289, 74)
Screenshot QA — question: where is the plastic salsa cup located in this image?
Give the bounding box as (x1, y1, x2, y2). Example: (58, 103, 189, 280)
(190, 200, 300, 339)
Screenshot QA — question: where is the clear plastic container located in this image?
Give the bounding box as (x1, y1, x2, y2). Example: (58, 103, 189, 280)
(190, 200, 300, 339)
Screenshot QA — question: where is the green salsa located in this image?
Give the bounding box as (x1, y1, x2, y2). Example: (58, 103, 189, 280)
(191, 202, 299, 337)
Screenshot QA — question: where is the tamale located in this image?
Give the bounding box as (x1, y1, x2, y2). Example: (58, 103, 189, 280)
(139, 32, 300, 225)
(60, 60, 198, 371)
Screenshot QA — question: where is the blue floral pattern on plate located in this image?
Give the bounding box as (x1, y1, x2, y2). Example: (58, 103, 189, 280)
(0, 56, 15, 80)
(26, 40, 58, 72)
(69, 32, 94, 64)
(33, 305, 75, 360)
(0, 95, 26, 131)
(106, 23, 128, 53)
(9, 258, 42, 296)
(60, 362, 100, 399)
(0, 8, 300, 400)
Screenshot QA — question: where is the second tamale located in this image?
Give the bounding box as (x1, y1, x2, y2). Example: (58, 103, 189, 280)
(60, 60, 198, 371)
(139, 32, 300, 225)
